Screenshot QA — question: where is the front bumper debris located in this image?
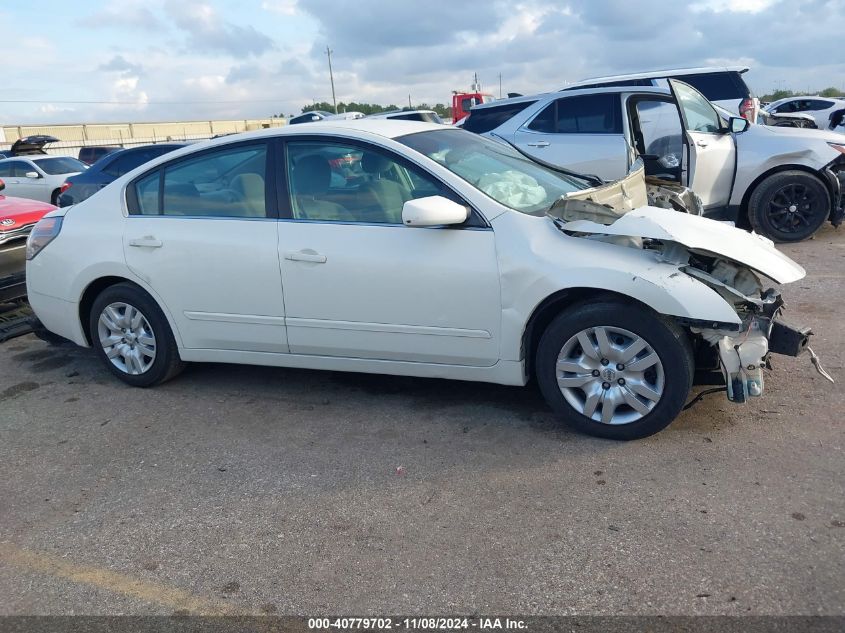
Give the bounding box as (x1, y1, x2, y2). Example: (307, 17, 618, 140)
(694, 312, 832, 404)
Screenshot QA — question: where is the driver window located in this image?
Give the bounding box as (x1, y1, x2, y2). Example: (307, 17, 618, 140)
(285, 142, 443, 224)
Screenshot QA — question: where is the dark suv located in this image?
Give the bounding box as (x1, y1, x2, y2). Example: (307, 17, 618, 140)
(59, 144, 185, 207)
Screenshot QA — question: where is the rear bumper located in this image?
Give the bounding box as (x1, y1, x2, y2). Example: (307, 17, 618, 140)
(26, 288, 88, 346)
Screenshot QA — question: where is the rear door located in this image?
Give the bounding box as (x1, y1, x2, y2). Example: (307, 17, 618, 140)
(512, 93, 628, 181)
(123, 140, 288, 353)
(668, 80, 735, 209)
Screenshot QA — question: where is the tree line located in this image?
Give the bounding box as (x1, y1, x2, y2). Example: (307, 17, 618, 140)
(275, 101, 452, 119)
(760, 86, 844, 102)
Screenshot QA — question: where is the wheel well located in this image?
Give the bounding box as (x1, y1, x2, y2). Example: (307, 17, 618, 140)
(50, 188, 61, 203)
(79, 276, 138, 345)
(737, 164, 831, 227)
(522, 288, 660, 380)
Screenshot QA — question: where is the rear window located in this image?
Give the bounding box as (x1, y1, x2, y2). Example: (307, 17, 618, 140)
(528, 94, 623, 134)
(34, 157, 87, 175)
(463, 101, 537, 134)
(671, 72, 749, 101)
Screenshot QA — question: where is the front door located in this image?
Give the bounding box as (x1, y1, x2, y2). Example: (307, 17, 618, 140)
(3, 160, 47, 201)
(277, 138, 501, 367)
(668, 79, 736, 210)
(123, 141, 288, 352)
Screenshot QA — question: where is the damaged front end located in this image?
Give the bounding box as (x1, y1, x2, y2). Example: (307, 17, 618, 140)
(550, 206, 834, 406)
(680, 259, 822, 403)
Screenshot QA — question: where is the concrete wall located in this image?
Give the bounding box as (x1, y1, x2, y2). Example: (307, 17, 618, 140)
(1, 119, 287, 155)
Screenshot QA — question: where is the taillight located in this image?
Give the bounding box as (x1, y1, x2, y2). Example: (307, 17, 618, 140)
(60, 181, 72, 193)
(739, 98, 754, 121)
(26, 216, 63, 260)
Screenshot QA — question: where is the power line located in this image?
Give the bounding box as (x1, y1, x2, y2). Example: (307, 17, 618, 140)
(0, 98, 290, 105)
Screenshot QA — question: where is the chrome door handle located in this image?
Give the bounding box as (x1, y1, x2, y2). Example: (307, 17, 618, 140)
(695, 141, 709, 148)
(527, 141, 550, 148)
(128, 236, 163, 248)
(284, 251, 327, 263)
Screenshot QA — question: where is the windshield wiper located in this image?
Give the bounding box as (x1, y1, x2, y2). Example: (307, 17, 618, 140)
(488, 132, 604, 187)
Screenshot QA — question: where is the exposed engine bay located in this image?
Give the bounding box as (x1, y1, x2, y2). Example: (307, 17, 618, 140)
(547, 203, 834, 406)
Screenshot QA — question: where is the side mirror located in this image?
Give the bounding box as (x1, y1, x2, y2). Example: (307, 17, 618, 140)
(25, 171, 40, 179)
(729, 117, 750, 134)
(402, 195, 469, 227)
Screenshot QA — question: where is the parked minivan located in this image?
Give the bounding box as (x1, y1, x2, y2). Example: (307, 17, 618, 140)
(563, 66, 760, 123)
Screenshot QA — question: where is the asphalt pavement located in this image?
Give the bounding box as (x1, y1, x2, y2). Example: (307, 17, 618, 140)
(1, 226, 843, 616)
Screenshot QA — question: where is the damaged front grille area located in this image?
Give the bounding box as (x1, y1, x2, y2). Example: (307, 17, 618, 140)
(672, 252, 829, 402)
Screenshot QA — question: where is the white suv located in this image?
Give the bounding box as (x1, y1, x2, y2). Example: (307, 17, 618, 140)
(465, 82, 845, 242)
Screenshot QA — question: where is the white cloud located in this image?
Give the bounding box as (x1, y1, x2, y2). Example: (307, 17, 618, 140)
(262, 0, 299, 14)
(691, 0, 776, 13)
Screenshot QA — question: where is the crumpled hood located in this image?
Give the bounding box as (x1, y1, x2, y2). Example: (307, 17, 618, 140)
(558, 206, 805, 284)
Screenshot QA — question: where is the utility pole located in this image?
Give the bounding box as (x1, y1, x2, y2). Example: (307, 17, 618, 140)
(498, 73, 502, 98)
(408, 94, 412, 109)
(325, 46, 337, 114)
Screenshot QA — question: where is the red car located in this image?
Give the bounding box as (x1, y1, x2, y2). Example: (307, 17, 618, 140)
(0, 178, 56, 301)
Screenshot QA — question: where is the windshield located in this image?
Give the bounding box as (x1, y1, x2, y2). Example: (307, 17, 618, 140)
(398, 129, 589, 214)
(34, 157, 87, 175)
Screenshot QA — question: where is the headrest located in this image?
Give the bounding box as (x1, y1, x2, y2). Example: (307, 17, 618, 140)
(361, 152, 393, 175)
(293, 155, 331, 195)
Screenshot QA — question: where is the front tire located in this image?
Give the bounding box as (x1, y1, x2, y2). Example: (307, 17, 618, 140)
(748, 171, 829, 242)
(88, 283, 184, 387)
(535, 301, 693, 440)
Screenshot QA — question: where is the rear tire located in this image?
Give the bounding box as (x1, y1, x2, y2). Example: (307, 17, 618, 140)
(50, 189, 60, 206)
(748, 171, 829, 242)
(535, 300, 693, 440)
(88, 282, 184, 387)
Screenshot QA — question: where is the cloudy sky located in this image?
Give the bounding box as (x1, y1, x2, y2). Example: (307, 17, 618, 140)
(1, 0, 842, 124)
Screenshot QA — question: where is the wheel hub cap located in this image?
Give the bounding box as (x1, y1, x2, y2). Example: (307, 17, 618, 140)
(768, 183, 819, 232)
(556, 326, 665, 425)
(97, 302, 156, 375)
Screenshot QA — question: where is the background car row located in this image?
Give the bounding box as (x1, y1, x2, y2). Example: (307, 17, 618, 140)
(462, 72, 845, 242)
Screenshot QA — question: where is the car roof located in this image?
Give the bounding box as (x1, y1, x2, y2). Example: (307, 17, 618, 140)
(114, 120, 450, 170)
(565, 66, 750, 89)
(27, 154, 79, 162)
(470, 85, 671, 111)
(214, 119, 444, 143)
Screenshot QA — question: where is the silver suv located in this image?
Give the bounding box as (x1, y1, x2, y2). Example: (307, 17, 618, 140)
(464, 81, 845, 242)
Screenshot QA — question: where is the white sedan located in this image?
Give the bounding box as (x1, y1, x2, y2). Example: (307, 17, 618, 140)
(0, 155, 87, 205)
(763, 96, 845, 131)
(26, 120, 816, 439)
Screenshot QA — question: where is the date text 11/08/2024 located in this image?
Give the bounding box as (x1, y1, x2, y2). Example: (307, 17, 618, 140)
(308, 617, 528, 630)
